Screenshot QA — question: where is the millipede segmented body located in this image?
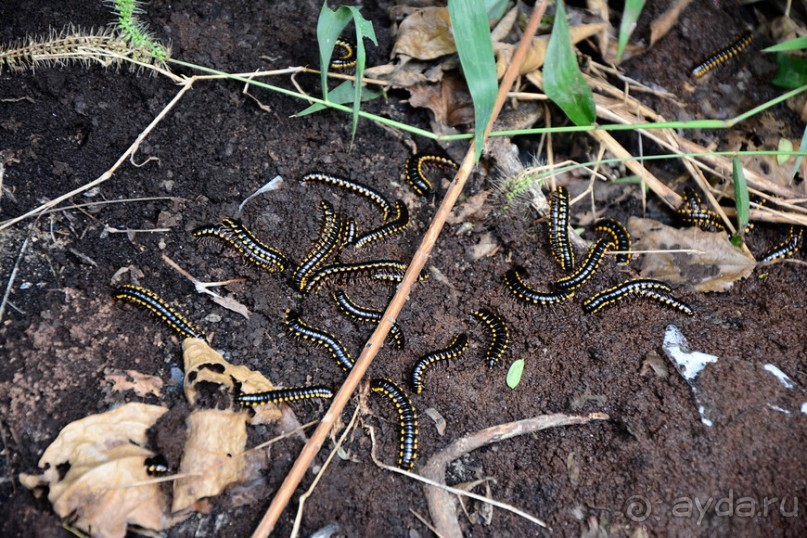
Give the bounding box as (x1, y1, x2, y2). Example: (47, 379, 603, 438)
(676, 208, 726, 233)
(582, 278, 675, 314)
(503, 267, 575, 306)
(759, 226, 803, 264)
(691, 31, 753, 78)
(222, 217, 289, 272)
(285, 309, 355, 371)
(404, 153, 459, 196)
(303, 260, 417, 294)
(636, 289, 694, 317)
(471, 308, 509, 368)
(294, 200, 351, 292)
(548, 186, 575, 271)
(302, 172, 392, 220)
(371, 378, 418, 471)
(332, 290, 405, 349)
(410, 333, 468, 394)
(553, 236, 614, 292)
(144, 455, 170, 476)
(354, 200, 409, 249)
(594, 218, 631, 265)
(682, 187, 703, 211)
(113, 285, 204, 339)
(235, 385, 334, 406)
(330, 39, 357, 71)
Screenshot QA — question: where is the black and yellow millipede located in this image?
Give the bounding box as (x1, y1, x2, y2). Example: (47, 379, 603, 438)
(404, 153, 459, 196)
(332, 290, 405, 350)
(503, 267, 574, 306)
(302, 172, 393, 221)
(548, 185, 575, 271)
(552, 236, 614, 292)
(353, 199, 410, 249)
(235, 385, 334, 407)
(371, 378, 418, 471)
(112, 284, 204, 340)
(330, 39, 358, 71)
(285, 309, 355, 372)
(303, 260, 426, 295)
(144, 455, 170, 476)
(410, 333, 468, 394)
(193, 218, 289, 273)
(691, 31, 753, 78)
(471, 308, 509, 368)
(594, 218, 631, 265)
(293, 200, 353, 292)
(582, 278, 692, 316)
(758, 226, 803, 264)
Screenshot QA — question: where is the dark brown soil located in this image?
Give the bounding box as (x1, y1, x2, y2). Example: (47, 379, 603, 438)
(1, 1, 805, 537)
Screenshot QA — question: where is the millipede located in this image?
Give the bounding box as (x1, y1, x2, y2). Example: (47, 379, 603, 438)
(404, 153, 459, 196)
(410, 333, 468, 394)
(302, 172, 392, 220)
(691, 30, 753, 78)
(471, 308, 509, 368)
(582, 278, 675, 314)
(353, 199, 409, 249)
(303, 260, 416, 294)
(332, 290, 405, 349)
(758, 226, 803, 264)
(503, 267, 575, 306)
(593, 218, 631, 265)
(682, 187, 703, 211)
(235, 385, 334, 407)
(144, 455, 170, 476)
(330, 39, 357, 71)
(285, 309, 355, 371)
(370, 378, 418, 471)
(636, 289, 694, 317)
(552, 236, 614, 292)
(548, 186, 575, 271)
(113, 285, 204, 340)
(222, 217, 290, 272)
(676, 208, 726, 233)
(293, 200, 351, 292)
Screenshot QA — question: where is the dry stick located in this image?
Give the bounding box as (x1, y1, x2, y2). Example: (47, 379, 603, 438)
(0, 221, 36, 324)
(0, 82, 193, 232)
(421, 413, 610, 538)
(249, 3, 551, 536)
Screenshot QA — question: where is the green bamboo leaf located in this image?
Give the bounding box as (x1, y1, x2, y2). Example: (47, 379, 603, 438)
(297, 80, 381, 116)
(544, 0, 596, 126)
(449, 0, 498, 160)
(732, 156, 749, 241)
(506, 359, 525, 389)
(763, 36, 807, 52)
(771, 53, 807, 89)
(617, 0, 645, 62)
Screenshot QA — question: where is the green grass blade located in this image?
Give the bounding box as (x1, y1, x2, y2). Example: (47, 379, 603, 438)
(732, 156, 749, 241)
(617, 0, 645, 62)
(448, 0, 498, 160)
(346, 7, 377, 140)
(792, 125, 807, 181)
(544, 0, 596, 126)
(506, 359, 525, 389)
(485, 0, 509, 20)
(297, 80, 381, 116)
(763, 36, 807, 52)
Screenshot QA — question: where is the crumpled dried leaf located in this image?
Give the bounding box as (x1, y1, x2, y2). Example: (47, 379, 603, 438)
(391, 7, 455, 60)
(447, 191, 491, 224)
(629, 216, 756, 292)
(19, 403, 173, 538)
(172, 409, 248, 513)
(105, 369, 163, 398)
(182, 338, 282, 425)
(408, 72, 474, 132)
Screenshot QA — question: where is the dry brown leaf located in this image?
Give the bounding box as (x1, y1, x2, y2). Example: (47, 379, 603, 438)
(172, 409, 248, 513)
(19, 403, 173, 538)
(468, 232, 500, 261)
(391, 7, 455, 60)
(182, 338, 282, 425)
(495, 24, 606, 78)
(649, 0, 694, 47)
(105, 369, 163, 398)
(586, 0, 610, 56)
(447, 191, 491, 224)
(408, 73, 474, 132)
(629, 217, 755, 292)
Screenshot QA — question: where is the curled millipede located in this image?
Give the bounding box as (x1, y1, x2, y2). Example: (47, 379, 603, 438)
(371, 378, 418, 471)
(235, 385, 334, 407)
(583, 278, 675, 314)
(303, 260, 423, 294)
(691, 31, 753, 78)
(471, 308, 509, 368)
(332, 290, 405, 349)
(594, 218, 631, 265)
(330, 39, 357, 71)
(144, 455, 170, 476)
(553, 236, 614, 292)
(676, 208, 726, 233)
(353, 200, 409, 249)
(404, 153, 459, 196)
(637, 289, 694, 317)
(503, 267, 574, 306)
(285, 309, 355, 371)
(294, 201, 352, 292)
(113, 285, 204, 340)
(759, 226, 803, 264)
(410, 333, 468, 394)
(302, 172, 392, 220)
(548, 186, 575, 271)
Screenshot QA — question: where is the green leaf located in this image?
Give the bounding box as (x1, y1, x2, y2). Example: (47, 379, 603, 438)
(506, 359, 525, 389)
(485, 0, 509, 20)
(297, 80, 381, 116)
(771, 52, 807, 89)
(544, 0, 596, 126)
(732, 156, 749, 240)
(449, 0, 498, 160)
(617, 0, 645, 62)
(763, 36, 807, 53)
(777, 138, 794, 165)
(316, 3, 377, 140)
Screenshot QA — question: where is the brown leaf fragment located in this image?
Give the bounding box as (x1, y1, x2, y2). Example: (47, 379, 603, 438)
(392, 7, 455, 61)
(447, 191, 491, 224)
(172, 409, 248, 513)
(468, 232, 500, 261)
(649, 0, 694, 47)
(408, 73, 474, 132)
(182, 338, 281, 425)
(105, 369, 164, 398)
(628, 217, 755, 292)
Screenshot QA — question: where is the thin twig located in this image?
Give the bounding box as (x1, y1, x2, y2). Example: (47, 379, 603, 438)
(0, 221, 37, 324)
